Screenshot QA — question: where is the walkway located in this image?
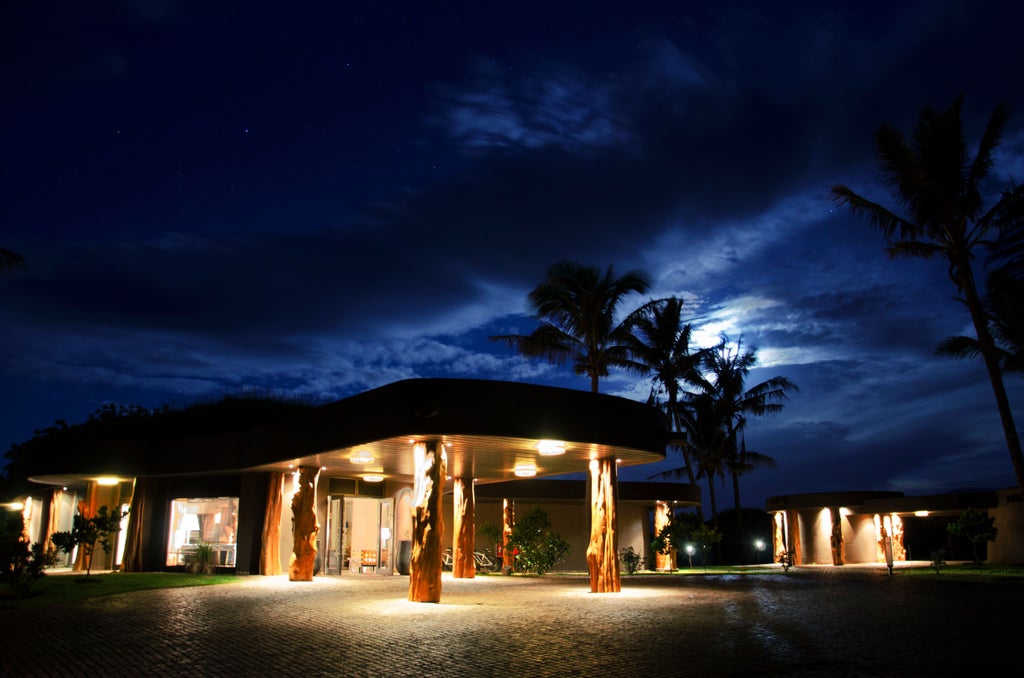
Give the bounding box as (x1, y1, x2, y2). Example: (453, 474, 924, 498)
(1, 568, 1020, 676)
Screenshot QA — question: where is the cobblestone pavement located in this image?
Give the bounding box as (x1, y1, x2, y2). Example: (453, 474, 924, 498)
(1, 567, 1021, 677)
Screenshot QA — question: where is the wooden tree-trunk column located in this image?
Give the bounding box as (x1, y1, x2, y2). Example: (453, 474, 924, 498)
(654, 501, 673, 571)
(502, 498, 515, 574)
(772, 511, 786, 561)
(787, 510, 802, 566)
(830, 507, 845, 566)
(44, 488, 65, 564)
(409, 440, 447, 602)
(122, 479, 150, 572)
(260, 472, 285, 575)
(453, 477, 475, 578)
(586, 458, 620, 593)
(288, 466, 320, 581)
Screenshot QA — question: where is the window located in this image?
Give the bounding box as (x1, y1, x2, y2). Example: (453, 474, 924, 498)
(166, 497, 239, 567)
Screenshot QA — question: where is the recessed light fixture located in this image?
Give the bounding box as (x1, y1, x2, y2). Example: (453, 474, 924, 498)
(537, 440, 566, 456)
(363, 474, 384, 483)
(514, 464, 537, 478)
(96, 476, 120, 486)
(350, 450, 374, 464)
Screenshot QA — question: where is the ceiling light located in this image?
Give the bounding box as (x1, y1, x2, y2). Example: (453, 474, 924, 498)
(537, 440, 566, 456)
(363, 474, 384, 483)
(350, 450, 374, 464)
(96, 477, 120, 486)
(4, 501, 24, 511)
(514, 464, 537, 478)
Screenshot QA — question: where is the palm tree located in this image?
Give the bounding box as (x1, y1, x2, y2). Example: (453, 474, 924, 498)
(698, 339, 796, 535)
(621, 296, 706, 486)
(726, 435, 778, 523)
(831, 97, 1024, 490)
(0, 248, 25, 273)
(670, 391, 730, 525)
(936, 268, 1024, 375)
(490, 260, 650, 393)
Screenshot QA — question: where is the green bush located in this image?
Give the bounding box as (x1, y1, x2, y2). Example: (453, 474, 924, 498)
(947, 508, 997, 567)
(507, 506, 569, 575)
(1, 511, 56, 598)
(619, 546, 643, 574)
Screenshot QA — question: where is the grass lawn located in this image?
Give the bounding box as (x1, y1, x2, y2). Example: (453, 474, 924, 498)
(898, 563, 1024, 579)
(0, 571, 241, 612)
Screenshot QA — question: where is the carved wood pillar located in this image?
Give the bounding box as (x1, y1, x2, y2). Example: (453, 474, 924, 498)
(260, 472, 285, 575)
(654, 501, 673, 571)
(830, 508, 845, 566)
(453, 477, 475, 578)
(122, 479, 151, 572)
(772, 511, 786, 561)
(502, 498, 514, 573)
(44, 488, 64, 563)
(586, 458, 620, 593)
(409, 440, 447, 602)
(289, 466, 320, 581)
(787, 510, 802, 566)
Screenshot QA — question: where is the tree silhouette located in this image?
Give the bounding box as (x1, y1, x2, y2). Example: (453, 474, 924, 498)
(831, 97, 1024, 489)
(490, 260, 650, 392)
(0, 248, 25, 274)
(621, 296, 706, 486)
(691, 339, 795, 536)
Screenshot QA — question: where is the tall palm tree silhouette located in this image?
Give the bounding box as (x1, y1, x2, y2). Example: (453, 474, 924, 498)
(491, 260, 650, 393)
(832, 97, 1024, 489)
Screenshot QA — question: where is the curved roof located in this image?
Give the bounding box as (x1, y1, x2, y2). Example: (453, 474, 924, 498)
(30, 378, 669, 486)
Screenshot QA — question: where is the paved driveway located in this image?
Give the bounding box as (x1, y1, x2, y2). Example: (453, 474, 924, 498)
(1, 568, 1020, 676)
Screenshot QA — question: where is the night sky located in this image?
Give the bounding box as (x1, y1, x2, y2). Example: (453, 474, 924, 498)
(3, 1, 1024, 508)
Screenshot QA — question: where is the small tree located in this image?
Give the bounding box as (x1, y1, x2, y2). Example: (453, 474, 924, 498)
(478, 521, 503, 553)
(506, 506, 569, 575)
(947, 507, 997, 567)
(51, 505, 128, 579)
(651, 513, 722, 571)
(690, 523, 723, 572)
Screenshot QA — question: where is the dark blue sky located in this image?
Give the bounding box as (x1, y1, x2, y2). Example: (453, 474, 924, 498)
(3, 1, 1024, 508)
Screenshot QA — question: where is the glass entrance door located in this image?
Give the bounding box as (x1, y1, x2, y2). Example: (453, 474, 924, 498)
(325, 497, 343, 575)
(378, 498, 394, 575)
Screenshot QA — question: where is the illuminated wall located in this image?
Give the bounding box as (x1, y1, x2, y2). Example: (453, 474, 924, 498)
(801, 508, 833, 564)
(845, 514, 878, 563)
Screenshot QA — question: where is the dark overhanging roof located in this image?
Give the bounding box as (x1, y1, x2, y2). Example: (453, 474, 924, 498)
(766, 491, 903, 512)
(28, 378, 669, 486)
(473, 479, 700, 505)
(766, 490, 999, 515)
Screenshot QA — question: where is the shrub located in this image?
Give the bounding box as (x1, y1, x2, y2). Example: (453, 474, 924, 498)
(1, 511, 57, 598)
(929, 548, 946, 574)
(619, 546, 643, 574)
(184, 542, 216, 574)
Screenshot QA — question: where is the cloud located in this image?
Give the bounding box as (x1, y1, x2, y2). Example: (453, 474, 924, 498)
(433, 58, 633, 155)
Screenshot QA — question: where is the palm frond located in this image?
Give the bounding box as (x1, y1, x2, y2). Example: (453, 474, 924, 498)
(830, 185, 917, 241)
(0, 248, 26, 273)
(935, 335, 985, 362)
